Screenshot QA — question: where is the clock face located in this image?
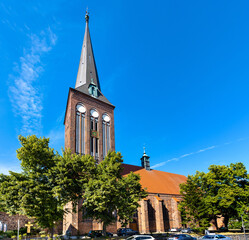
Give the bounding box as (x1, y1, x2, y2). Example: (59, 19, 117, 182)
(102, 114, 110, 122)
(90, 109, 99, 118)
(76, 104, 86, 113)
(91, 130, 99, 138)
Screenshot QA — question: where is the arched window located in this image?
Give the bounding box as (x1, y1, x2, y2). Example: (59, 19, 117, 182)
(102, 113, 111, 158)
(75, 103, 86, 154)
(90, 109, 99, 162)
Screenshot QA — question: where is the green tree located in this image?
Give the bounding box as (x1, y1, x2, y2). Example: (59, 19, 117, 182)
(0, 172, 27, 214)
(0, 136, 99, 238)
(178, 173, 210, 229)
(0, 135, 64, 238)
(179, 162, 249, 230)
(0, 136, 147, 237)
(52, 149, 96, 210)
(82, 151, 147, 235)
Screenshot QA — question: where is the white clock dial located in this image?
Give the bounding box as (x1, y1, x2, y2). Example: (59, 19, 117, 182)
(76, 104, 86, 113)
(102, 114, 110, 122)
(90, 109, 99, 118)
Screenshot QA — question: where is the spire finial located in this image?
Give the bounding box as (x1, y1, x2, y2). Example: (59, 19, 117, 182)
(143, 146, 146, 154)
(85, 8, 89, 22)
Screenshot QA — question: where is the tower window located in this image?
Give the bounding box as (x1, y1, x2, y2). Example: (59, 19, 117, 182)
(81, 114, 85, 155)
(90, 109, 99, 162)
(76, 112, 80, 154)
(102, 113, 111, 158)
(90, 117, 94, 156)
(75, 103, 86, 154)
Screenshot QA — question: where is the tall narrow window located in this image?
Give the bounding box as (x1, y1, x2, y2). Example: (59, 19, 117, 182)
(75, 112, 80, 154)
(76, 103, 86, 154)
(90, 109, 99, 162)
(90, 117, 94, 156)
(102, 121, 106, 157)
(95, 118, 98, 159)
(81, 114, 85, 154)
(106, 122, 110, 152)
(102, 114, 111, 158)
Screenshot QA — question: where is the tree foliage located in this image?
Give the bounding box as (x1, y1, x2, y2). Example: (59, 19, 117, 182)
(0, 136, 63, 237)
(82, 151, 148, 234)
(179, 162, 249, 229)
(178, 173, 210, 229)
(0, 136, 147, 236)
(0, 136, 97, 237)
(52, 149, 97, 210)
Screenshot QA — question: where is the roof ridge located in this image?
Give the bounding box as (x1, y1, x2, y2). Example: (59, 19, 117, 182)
(122, 163, 186, 177)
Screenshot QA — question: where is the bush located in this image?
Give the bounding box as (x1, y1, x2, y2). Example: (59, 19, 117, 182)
(192, 227, 206, 234)
(228, 218, 249, 230)
(19, 227, 27, 235)
(5, 230, 16, 238)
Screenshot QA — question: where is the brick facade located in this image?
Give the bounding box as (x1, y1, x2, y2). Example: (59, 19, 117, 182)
(64, 88, 115, 160)
(0, 212, 32, 231)
(63, 193, 183, 235)
(136, 194, 182, 234)
(0, 212, 63, 234)
(63, 87, 115, 235)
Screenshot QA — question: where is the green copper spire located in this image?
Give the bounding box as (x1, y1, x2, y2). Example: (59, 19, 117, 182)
(141, 147, 150, 170)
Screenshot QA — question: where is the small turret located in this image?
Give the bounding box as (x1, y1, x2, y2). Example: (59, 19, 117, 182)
(141, 147, 150, 170)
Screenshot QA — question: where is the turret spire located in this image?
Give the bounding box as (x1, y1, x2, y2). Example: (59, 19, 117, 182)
(141, 147, 151, 170)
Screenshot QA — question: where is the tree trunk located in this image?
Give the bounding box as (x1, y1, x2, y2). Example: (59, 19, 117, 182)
(223, 215, 229, 229)
(50, 226, 54, 240)
(214, 216, 218, 230)
(103, 223, 107, 236)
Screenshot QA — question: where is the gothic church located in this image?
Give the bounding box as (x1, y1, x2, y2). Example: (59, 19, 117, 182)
(63, 12, 187, 235)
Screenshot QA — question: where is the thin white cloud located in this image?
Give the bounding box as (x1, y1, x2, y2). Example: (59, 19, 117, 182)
(151, 137, 249, 169)
(8, 28, 57, 135)
(151, 145, 218, 169)
(196, 146, 216, 153)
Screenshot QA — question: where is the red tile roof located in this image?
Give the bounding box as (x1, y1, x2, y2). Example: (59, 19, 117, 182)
(122, 163, 187, 195)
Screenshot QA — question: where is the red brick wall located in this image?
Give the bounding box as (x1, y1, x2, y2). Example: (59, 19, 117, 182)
(64, 88, 115, 161)
(0, 212, 62, 234)
(63, 88, 116, 235)
(138, 194, 182, 233)
(0, 212, 32, 230)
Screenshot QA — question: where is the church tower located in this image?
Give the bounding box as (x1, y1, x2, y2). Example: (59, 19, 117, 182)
(64, 12, 115, 163)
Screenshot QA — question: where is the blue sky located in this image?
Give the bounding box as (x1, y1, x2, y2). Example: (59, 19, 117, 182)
(1, 0, 249, 176)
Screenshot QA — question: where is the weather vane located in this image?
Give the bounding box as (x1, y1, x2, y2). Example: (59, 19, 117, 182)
(85, 7, 89, 21)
